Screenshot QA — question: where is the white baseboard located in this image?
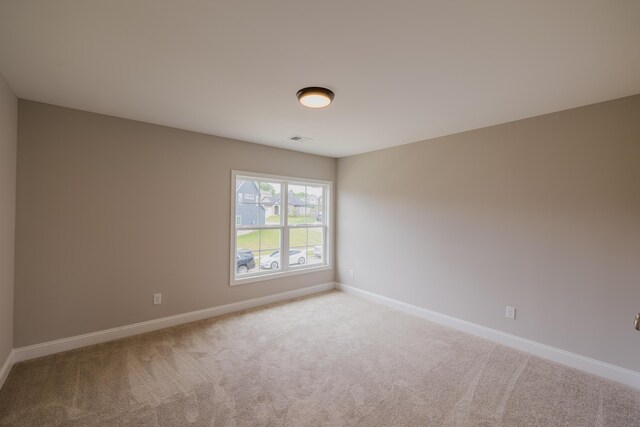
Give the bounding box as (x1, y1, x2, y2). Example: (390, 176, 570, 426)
(336, 283, 640, 390)
(10, 281, 638, 390)
(12, 282, 336, 364)
(0, 350, 14, 391)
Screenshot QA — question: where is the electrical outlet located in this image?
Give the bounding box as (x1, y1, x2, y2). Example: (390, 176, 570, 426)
(350, 269, 355, 279)
(153, 293, 162, 305)
(506, 306, 516, 320)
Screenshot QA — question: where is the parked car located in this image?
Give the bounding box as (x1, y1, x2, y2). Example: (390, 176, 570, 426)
(236, 249, 255, 274)
(313, 245, 323, 257)
(260, 249, 306, 269)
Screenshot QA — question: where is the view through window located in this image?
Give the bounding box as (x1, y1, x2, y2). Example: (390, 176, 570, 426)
(232, 172, 330, 284)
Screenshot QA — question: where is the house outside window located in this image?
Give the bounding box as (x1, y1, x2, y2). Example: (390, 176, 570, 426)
(231, 171, 332, 285)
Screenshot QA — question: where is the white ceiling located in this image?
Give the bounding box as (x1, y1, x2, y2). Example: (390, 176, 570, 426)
(1, 1, 639, 158)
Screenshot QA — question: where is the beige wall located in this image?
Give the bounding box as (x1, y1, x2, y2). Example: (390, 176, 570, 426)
(337, 95, 640, 372)
(0, 75, 17, 364)
(14, 101, 336, 347)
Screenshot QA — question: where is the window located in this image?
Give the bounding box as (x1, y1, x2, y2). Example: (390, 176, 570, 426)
(231, 171, 331, 285)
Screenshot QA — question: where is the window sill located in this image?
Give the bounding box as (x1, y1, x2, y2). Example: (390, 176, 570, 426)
(230, 264, 332, 286)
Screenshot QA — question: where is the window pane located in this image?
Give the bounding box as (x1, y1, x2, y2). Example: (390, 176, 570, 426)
(258, 249, 283, 272)
(307, 227, 324, 266)
(236, 179, 261, 226)
(289, 226, 312, 269)
(259, 228, 281, 252)
(236, 203, 259, 226)
(262, 207, 278, 226)
(259, 182, 281, 202)
(289, 184, 306, 204)
(236, 229, 259, 252)
(288, 204, 307, 224)
(235, 248, 256, 276)
(301, 206, 320, 225)
(236, 229, 281, 277)
(306, 185, 324, 207)
(235, 229, 258, 276)
(289, 227, 325, 267)
(311, 206, 324, 224)
(288, 247, 308, 267)
(258, 228, 282, 272)
(289, 207, 318, 225)
(289, 227, 308, 249)
(236, 179, 260, 202)
(259, 182, 281, 225)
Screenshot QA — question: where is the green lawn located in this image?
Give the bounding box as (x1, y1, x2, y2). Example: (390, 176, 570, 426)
(237, 227, 323, 253)
(266, 215, 318, 224)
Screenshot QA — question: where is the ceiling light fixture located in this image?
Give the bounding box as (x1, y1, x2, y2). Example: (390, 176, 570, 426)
(297, 87, 334, 109)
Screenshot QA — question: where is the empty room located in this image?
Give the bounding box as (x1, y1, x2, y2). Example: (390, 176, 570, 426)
(1, 1, 639, 426)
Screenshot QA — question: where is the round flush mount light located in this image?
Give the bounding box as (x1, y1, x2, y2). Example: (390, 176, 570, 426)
(297, 87, 334, 109)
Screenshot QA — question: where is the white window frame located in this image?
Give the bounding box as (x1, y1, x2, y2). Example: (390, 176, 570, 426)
(230, 170, 332, 286)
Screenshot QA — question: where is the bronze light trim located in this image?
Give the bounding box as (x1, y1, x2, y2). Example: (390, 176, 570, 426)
(297, 87, 335, 109)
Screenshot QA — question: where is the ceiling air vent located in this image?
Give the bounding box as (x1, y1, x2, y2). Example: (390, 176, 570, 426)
(289, 135, 313, 142)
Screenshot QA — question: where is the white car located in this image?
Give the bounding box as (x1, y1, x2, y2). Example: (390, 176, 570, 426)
(260, 249, 306, 269)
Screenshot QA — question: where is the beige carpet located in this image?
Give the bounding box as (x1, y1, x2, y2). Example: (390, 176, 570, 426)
(1, 291, 639, 426)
